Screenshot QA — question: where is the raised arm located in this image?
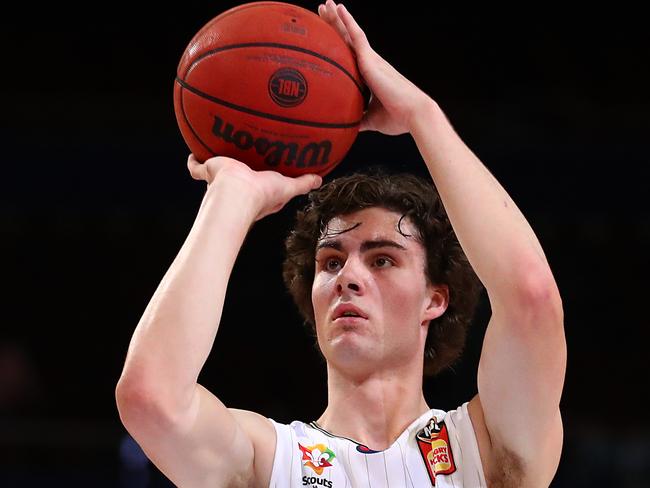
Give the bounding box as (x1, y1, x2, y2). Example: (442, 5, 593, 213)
(320, 2, 565, 485)
(409, 91, 565, 488)
(115, 156, 321, 487)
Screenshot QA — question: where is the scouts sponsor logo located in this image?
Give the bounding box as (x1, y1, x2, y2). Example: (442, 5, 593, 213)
(302, 475, 333, 487)
(298, 442, 336, 475)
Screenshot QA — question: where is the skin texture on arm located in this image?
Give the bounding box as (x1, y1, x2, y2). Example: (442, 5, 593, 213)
(115, 156, 321, 487)
(319, 2, 566, 485)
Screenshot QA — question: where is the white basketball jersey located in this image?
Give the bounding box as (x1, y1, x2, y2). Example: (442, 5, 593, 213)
(268, 401, 487, 487)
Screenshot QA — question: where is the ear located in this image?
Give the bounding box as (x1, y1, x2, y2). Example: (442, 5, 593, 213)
(421, 284, 449, 323)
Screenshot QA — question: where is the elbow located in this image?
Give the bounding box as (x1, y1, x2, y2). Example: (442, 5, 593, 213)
(115, 367, 151, 412)
(115, 377, 155, 429)
(521, 268, 562, 312)
(115, 369, 197, 434)
(116, 377, 148, 414)
(115, 376, 177, 433)
(519, 268, 563, 318)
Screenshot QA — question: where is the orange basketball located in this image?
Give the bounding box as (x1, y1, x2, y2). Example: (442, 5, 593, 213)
(173, 1, 366, 177)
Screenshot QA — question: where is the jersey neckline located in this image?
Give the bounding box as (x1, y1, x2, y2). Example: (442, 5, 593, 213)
(307, 408, 444, 454)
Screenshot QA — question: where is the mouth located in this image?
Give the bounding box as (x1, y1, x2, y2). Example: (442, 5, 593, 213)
(331, 304, 369, 322)
(333, 315, 367, 323)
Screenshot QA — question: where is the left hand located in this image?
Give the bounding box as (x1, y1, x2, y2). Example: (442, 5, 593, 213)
(318, 0, 432, 135)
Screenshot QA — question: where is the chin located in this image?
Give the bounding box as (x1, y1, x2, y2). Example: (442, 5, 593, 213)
(324, 336, 375, 366)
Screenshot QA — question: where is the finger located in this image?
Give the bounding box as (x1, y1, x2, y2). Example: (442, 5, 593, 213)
(336, 4, 369, 50)
(187, 154, 207, 181)
(320, 0, 337, 21)
(321, 1, 352, 46)
(359, 96, 378, 132)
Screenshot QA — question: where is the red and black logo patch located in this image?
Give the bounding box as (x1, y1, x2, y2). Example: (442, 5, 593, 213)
(416, 417, 457, 486)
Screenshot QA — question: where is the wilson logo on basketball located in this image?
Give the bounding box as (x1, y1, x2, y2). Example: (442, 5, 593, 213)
(212, 114, 332, 169)
(268, 68, 308, 107)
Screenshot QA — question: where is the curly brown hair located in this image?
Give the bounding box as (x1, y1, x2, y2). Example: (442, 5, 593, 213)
(282, 169, 484, 376)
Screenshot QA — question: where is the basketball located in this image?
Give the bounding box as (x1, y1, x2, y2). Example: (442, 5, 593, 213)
(173, 1, 366, 177)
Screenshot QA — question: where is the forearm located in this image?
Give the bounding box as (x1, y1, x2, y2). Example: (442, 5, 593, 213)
(118, 179, 257, 407)
(411, 100, 553, 304)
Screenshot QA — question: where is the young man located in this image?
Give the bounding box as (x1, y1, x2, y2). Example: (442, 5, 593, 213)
(116, 2, 566, 487)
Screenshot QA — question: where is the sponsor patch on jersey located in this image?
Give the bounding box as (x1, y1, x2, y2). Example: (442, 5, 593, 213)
(416, 417, 457, 485)
(298, 442, 336, 475)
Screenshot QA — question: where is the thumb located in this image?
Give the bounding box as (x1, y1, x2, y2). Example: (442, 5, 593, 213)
(359, 118, 371, 132)
(294, 173, 323, 194)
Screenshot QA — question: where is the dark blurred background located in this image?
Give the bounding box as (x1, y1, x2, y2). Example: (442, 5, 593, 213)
(1, 1, 648, 486)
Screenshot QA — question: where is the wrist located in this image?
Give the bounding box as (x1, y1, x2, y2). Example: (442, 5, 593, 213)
(202, 175, 261, 224)
(408, 97, 447, 138)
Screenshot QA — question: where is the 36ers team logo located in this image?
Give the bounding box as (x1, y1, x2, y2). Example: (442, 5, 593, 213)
(298, 442, 336, 475)
(416, 417, 457, 485)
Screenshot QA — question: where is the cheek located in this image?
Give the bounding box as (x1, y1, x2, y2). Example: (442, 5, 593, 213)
(311, 274, 334, 315)
(382, 279, 425, 323)
(311, 274, 337, 343)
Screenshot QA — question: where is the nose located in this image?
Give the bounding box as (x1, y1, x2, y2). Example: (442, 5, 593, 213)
(335, 257, 364, 295)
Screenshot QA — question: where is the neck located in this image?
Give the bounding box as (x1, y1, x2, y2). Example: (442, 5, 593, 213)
(315, 360, 430, 451)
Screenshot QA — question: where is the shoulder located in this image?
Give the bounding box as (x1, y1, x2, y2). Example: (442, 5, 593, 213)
(229, 408, 278, 488)
(233, 412, 324, 488)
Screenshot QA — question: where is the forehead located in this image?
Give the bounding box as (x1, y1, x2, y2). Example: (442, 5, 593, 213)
(318, 207, 419, 244)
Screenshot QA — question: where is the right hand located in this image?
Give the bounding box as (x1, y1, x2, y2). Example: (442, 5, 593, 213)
(318, 1, 432, 136)
(187, 154, 323, 221)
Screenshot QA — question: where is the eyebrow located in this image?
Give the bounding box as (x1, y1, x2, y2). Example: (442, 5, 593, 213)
(315, 239, 408, 253)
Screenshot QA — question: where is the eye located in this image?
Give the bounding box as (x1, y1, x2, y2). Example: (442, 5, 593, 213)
(373, 256, 394, 268)
(320, 256, 342, 272)
(325, 258, 341, 271)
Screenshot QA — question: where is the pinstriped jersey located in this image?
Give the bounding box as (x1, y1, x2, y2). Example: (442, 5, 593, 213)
(268, 402, 486, 487)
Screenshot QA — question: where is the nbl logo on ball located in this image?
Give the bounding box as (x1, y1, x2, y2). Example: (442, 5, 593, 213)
(268, 68, 308, 107)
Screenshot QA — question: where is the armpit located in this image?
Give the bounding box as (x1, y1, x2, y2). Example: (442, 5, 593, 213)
(486, 446, 525, 488)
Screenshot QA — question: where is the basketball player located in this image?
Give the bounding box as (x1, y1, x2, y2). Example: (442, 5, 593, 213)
(116, 1, 566, 487)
